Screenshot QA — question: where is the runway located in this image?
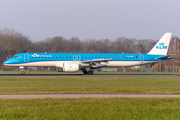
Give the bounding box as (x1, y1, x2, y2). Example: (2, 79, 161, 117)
(1, 94, 180, 99)
(0, 74, 179, 77)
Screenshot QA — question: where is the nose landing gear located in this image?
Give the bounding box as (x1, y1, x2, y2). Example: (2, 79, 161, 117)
(21, 71, 25, 75)
(19, 66, 25, 75)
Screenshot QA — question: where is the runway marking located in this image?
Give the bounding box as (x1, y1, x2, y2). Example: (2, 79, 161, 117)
(1, 94, 180, 99)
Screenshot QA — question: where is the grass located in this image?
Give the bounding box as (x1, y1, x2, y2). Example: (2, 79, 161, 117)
(0, 77, 180, 94)
(0, 98, 180, 119)
(0, 71, 180, 74)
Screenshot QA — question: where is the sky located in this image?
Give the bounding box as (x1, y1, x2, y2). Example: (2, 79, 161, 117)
(0, 0, 180, 41)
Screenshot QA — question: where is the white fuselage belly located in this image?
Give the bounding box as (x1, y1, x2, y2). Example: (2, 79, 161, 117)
(5, 61, 157, 67)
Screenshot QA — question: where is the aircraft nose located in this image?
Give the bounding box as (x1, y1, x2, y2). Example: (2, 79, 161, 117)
(4, 60, 10, 65)
(4, 60, 8, 65)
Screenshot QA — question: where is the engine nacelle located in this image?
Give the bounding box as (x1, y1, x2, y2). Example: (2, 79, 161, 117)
(63, 63, 79, 72)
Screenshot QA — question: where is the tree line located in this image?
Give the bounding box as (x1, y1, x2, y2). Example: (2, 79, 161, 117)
(0, 28, 180, 68)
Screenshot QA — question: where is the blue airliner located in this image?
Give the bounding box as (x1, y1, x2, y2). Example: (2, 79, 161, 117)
(4, 33, 174, 75)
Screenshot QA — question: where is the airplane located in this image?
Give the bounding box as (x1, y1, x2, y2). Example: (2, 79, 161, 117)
(4, 33, 174, 75)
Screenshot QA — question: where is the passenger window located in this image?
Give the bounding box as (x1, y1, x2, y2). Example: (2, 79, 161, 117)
(32, 57, 33, 58)
(35, 57, 37, 58)
(89, 57, 90, 58)
(70, 57, 71, 58)
(53, 57, 54, 58)
(123, 57, 125, 59)
(126, 57, 128, 59)
(66, 57, 68, 58)
(92, 57, 94, 58)
(42, 57, 44, 58)
(82, 57, 83, 59)
(45, 57, 47, 58)
(105, 57, 107, 59)
(39, 57, 40, 58)
(49, 57, 50, 58)
(63, 57, 65, 58)
(95, 57, 97, 58)
(85, 57, 87, 58)
(98, 57, 100, 58)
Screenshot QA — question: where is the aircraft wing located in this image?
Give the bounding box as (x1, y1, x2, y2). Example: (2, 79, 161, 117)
(81, 59, 111, 63)
(80, 59, 111, 68)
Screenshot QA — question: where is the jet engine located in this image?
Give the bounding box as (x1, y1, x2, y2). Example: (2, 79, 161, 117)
(63, 63, 79, 72)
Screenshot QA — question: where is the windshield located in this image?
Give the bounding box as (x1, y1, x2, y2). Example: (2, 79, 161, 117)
(12, 56, 18, 58)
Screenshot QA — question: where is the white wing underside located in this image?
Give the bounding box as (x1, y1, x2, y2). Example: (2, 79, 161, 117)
(81, 59, 111, 68)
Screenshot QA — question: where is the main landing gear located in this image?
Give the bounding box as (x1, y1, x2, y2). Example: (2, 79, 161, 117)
(83, 70, 94, 75)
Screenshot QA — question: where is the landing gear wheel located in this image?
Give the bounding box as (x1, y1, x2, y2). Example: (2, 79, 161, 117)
(88, 70, 94, 75)
(83, 70, 88, 75)
(21, 71, 25, 75)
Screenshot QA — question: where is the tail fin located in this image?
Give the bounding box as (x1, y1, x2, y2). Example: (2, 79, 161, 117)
(148, 33, 172, 55)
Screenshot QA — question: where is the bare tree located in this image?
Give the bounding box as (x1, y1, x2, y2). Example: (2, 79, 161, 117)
(0, 28, 33, 62)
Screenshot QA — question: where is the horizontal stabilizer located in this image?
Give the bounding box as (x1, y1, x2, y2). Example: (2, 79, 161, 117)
(155, 55, 174, 59)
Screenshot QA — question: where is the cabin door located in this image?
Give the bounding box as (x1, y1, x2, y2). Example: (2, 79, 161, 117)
(24, 53, 29, 62)
(140, 54, 144, 63)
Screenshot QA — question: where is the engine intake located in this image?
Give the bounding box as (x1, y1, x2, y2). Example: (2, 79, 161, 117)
(63, 63, 79, 72)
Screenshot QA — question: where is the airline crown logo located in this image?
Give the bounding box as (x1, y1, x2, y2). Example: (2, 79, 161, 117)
(32, 54, 39, 57)
(159, 42, 165, 45)
(156, 42, 167, 49)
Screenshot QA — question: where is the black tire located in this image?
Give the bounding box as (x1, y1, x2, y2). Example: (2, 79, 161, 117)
(88, 71, 93, 75)
(21, 71, 25, 75)
(83, 71, 88, 75)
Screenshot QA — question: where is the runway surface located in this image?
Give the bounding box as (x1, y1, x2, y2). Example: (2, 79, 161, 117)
(0, 74, 179, 77)
(1, 94, 180, 99)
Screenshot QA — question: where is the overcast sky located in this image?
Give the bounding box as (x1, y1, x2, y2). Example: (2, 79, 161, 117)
(0, 0, 179, 41)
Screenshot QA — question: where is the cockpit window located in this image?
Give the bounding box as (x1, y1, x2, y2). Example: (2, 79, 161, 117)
(12, 56, 18, 58)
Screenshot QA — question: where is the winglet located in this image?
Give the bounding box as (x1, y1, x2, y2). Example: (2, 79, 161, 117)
(148, 33, 172, 55)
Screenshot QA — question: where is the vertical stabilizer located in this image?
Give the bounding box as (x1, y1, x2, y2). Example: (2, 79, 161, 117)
(148, 33, 172, 55)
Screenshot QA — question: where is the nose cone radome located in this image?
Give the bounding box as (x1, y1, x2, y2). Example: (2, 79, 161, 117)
(4, 60, 9, 65)
(3, 59, 14, 66)
(4, 58, 19, 66)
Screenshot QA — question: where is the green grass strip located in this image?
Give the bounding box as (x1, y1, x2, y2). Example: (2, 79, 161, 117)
(0, 77, 180, 94)
(0, 98, 180, 119)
